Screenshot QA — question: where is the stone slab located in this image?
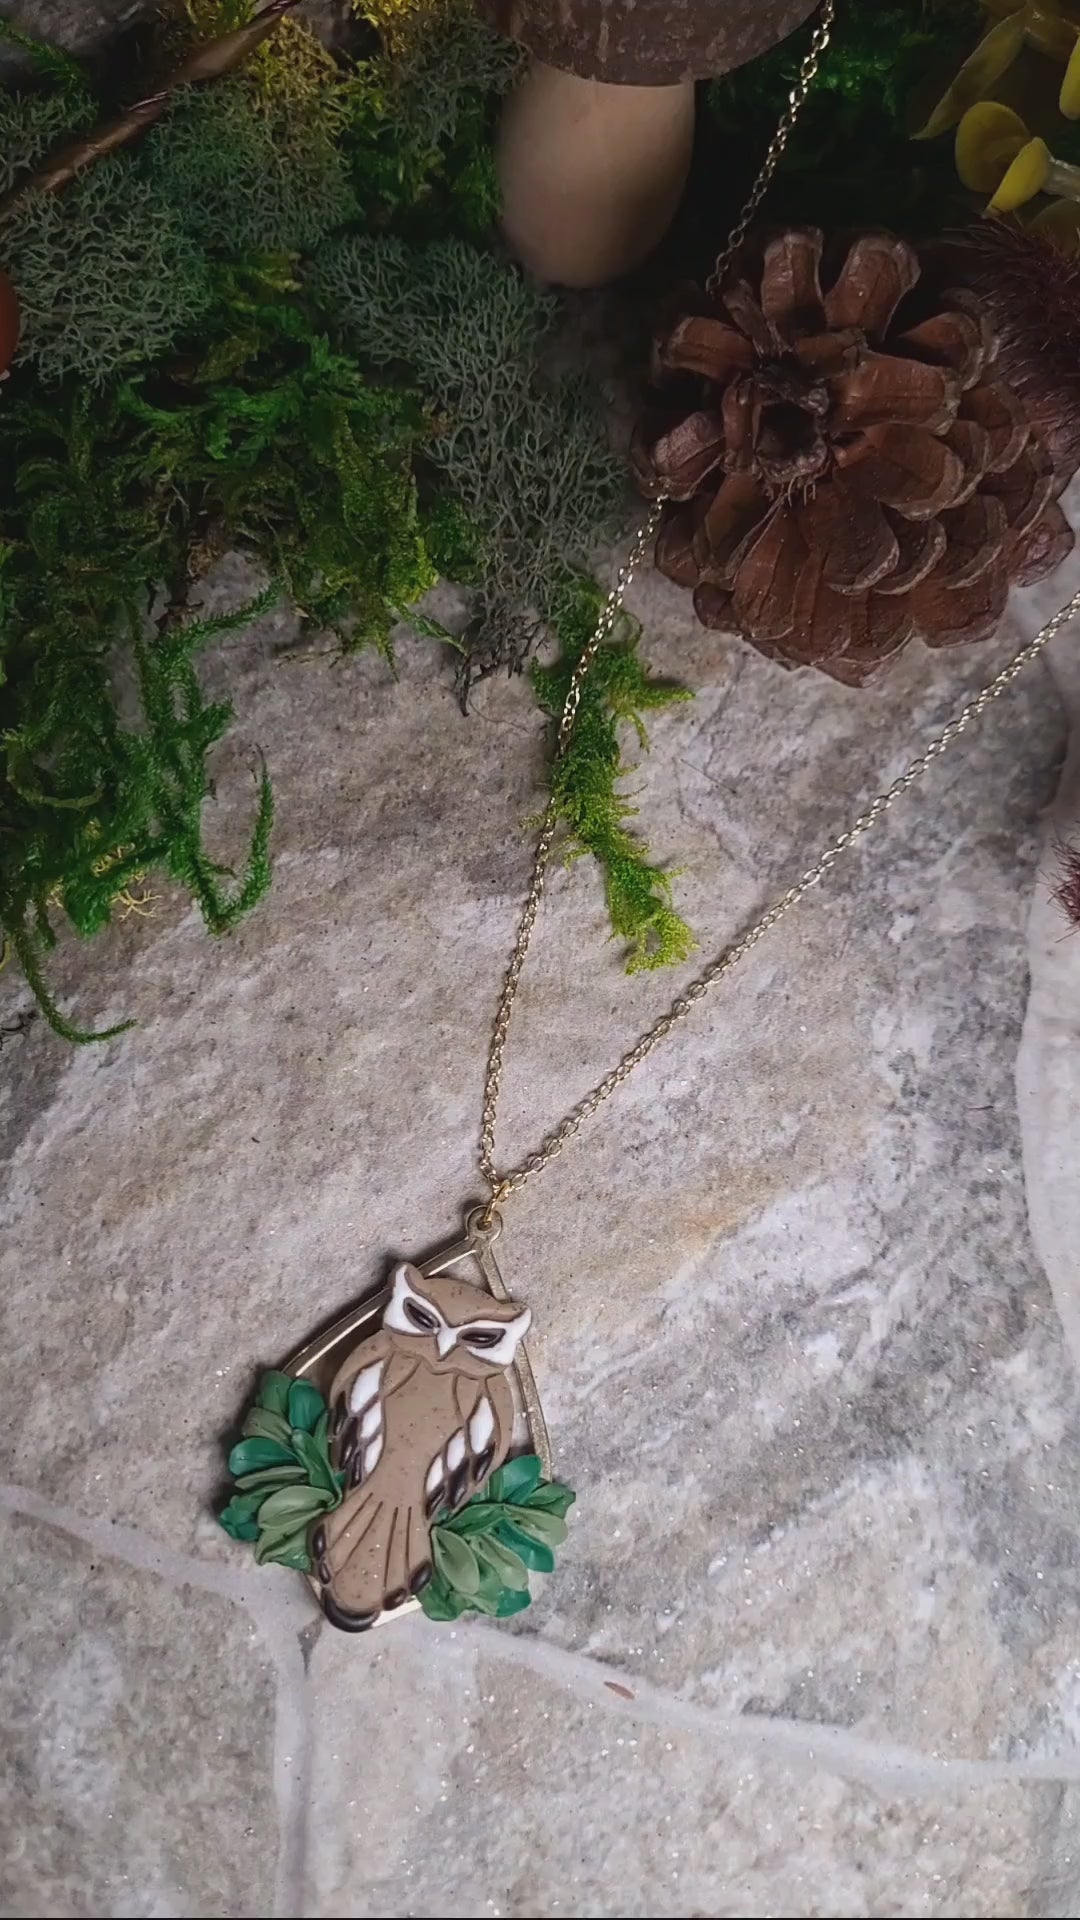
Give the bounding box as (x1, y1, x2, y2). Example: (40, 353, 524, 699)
(303, 1619, 1080, 1919)
(0, 1508, 280, 1918)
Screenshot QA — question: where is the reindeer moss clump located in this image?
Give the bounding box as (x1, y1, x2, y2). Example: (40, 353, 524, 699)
(6, 160, 215, 386)
(316, 235, 626, 689)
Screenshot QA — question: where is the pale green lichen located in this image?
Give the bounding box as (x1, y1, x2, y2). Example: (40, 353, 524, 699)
(6, 160, 213, 385)
(314, 235, 626, 683)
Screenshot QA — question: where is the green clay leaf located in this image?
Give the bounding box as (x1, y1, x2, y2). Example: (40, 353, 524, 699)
(524, 1480, 577, 1519)
(291, 1430, 339, 1497)
(472, 1534, 530, 1592)
(443, 1502, 502, 1537)
(418, 1574, 466, 1622)
(463, 1565, 506, 1616)
(432, 1527, 482, 1597)
(256, 1371, 294, 1416)
(494, 1585, 533, 1618)
(287, 1378, 325, 1435)
(503, 1506, 568, 1547)
(488, 1454, 542, 1504)
(228, 1437, 297, 1477)
(495, 1519, 555, 1574)
(234, 1465, 307, 1492)
(258, 1484, 335, 1528)
(255, 1523, 313, 1570)
(219, 1494, 262, 1542)
(242, 1407, 294, 1447)
(313, 1409, 332, 1457)
(267, 1536, 316, 1573)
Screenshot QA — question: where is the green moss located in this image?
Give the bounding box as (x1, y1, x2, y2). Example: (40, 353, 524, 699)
(704, 0, 979, 235)
(119, 268, 438, 648)
(533, 580, 695, 975)
(0, 0, 692, 1035)
(0, 85, 91, 197)
(345, 0, 521, 237)
(0, 386, 277, 1040)
(146, 10, 358, 257)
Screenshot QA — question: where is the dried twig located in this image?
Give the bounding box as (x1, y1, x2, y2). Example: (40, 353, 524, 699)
(0, 0, 301, 223)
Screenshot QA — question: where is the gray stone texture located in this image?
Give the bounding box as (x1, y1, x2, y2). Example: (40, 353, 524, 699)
(4, 522, 1080, 1914)
(4, 7, 1080, 1913)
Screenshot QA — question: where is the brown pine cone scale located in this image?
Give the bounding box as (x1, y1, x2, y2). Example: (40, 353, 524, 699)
(635, 230, 1076, 685)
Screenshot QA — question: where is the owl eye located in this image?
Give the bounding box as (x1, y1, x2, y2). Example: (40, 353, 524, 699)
(460, 1325, 504, 1350)
(404, 1298, 440, 1333)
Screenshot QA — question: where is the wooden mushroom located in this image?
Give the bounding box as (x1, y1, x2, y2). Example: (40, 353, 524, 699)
(477, 0, 818, 286)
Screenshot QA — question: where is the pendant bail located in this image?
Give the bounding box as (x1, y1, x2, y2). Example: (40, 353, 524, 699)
(479, 1183, 510, 1232)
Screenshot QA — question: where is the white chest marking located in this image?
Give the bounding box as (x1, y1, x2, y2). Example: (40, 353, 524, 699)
(469, 1398, 495, 1452)
(349, 1362, 384, 1416)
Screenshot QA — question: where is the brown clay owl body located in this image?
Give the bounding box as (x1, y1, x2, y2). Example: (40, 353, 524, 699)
(312, 1264, 531, 1631)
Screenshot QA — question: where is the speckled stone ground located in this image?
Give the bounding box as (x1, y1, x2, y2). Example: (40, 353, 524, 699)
(5, 8, 1080, 1916)
(4, 518, 1080, 1916)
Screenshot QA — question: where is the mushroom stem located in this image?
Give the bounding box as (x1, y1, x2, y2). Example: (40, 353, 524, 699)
(1046, 155, 1080, 199)
(495, 60, 695, 287)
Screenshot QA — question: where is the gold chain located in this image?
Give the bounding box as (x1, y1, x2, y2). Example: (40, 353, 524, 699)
(706, 0, 837, 294)
(478, 0, 1075, 1219)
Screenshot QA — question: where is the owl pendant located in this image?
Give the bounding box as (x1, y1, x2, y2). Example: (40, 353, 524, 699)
(285, 1213, 547, 1633)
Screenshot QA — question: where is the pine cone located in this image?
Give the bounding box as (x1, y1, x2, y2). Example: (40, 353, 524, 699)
(634, 230, 1075, 686)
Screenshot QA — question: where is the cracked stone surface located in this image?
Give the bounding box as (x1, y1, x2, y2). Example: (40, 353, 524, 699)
(0, 1509, 280, 1919)
(4, 7, 1080, 1902)
(4, 508, 1080, 1914)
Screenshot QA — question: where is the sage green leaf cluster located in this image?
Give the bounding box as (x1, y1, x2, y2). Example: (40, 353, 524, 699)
(420, 1453, 576, 1622)
(219, 1371, 343, 1571)
(533, 578, 696, 975)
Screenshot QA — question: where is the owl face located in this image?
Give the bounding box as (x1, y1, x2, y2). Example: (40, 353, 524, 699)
(383, 1264, 531, 1380)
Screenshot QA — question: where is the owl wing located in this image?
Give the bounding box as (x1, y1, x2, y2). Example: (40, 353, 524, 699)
(327, 1328, 420, 1490)
(424, 1366, 515, 1517)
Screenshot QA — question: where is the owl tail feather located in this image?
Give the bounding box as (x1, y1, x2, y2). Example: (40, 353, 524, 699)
(313, 1490, 433, 1632)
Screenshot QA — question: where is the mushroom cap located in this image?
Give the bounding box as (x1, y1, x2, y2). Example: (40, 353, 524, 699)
(955, 102, 1030, 194)
(476, 0, 817, 86)
(990, 135, 1052, 212)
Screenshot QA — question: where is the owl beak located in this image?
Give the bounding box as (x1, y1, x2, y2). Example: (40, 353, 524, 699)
(436, 1327, 458, 1359)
